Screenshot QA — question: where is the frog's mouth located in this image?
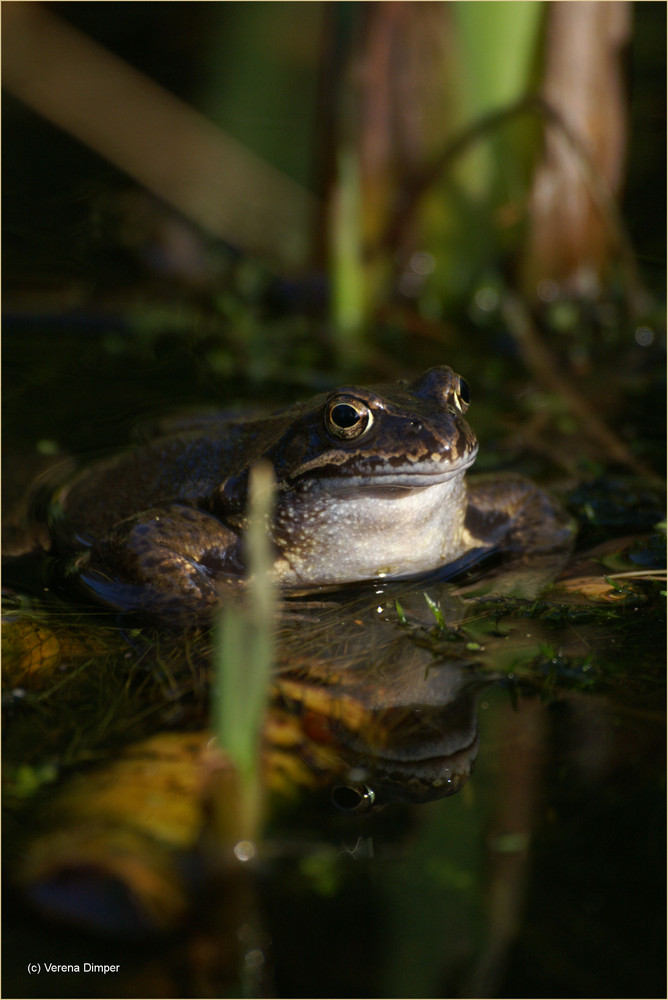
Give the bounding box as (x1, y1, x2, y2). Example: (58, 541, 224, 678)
(331, 727, 480, 808)
(314, 446, 479, 494)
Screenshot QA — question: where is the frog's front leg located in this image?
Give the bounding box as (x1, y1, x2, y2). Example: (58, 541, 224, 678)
(460, 474, 574, 598)
(76, 504, 244, 618)
(465, 473, 574, 555)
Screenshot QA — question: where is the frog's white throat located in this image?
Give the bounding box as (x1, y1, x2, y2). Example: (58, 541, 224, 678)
(273, 473, 471, 586)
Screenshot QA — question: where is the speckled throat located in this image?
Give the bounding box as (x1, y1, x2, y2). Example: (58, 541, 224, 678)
(271, 473, 472, 586)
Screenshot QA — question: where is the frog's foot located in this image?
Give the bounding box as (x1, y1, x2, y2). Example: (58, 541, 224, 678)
(76, 504, 243, 619)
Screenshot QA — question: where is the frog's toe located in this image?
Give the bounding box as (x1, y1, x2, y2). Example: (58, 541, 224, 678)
(78, 561, 221, 620)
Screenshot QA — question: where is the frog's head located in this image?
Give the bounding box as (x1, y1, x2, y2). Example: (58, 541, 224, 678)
(252, 367, 481, 585)
(272, 366, 478, 494)
(214, 367, 479, 585)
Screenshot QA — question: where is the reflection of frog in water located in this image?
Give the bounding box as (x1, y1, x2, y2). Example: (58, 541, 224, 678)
(14, 640, 486, 933)
(47, 366, 571, 615)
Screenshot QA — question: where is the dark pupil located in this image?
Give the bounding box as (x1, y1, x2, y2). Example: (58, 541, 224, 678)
(458, 379, 471, 405)
(331, 785, 365, 811)
(331, 403, 361, 428)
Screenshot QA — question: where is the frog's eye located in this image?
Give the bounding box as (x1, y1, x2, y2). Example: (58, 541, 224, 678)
(325, 396, 374, 440)
(331, 784, 376, 813)
(452, 377, 471, 413)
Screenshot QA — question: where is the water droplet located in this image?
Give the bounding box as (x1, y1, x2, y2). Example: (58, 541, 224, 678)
(634, 325, 654, 347)
(234, 840, 256, 862)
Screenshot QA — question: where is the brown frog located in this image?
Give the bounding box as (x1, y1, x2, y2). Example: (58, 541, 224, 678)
(47, 366, 571, 616)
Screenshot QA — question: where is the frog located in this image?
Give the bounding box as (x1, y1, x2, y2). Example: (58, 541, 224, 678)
(46, 366, 572, 618)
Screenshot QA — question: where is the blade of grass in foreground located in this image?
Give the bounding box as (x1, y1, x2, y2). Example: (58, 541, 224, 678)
(210, 461, 277, 843)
